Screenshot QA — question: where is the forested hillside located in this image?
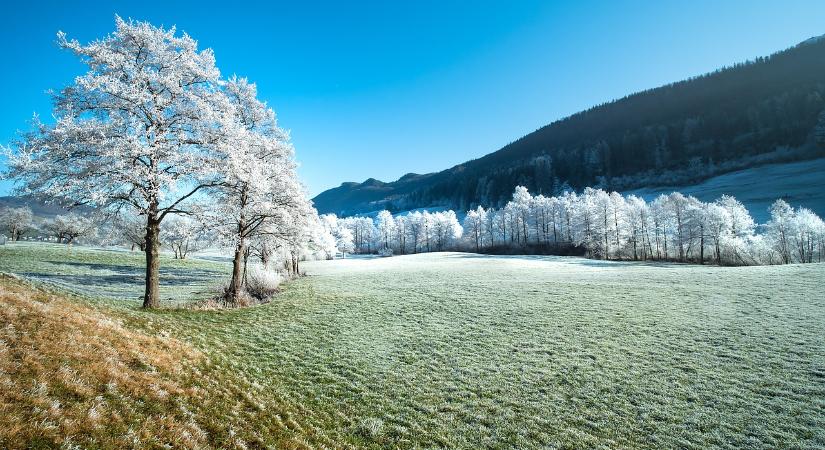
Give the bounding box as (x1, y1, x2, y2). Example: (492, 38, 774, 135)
(314, 35, 825, 216)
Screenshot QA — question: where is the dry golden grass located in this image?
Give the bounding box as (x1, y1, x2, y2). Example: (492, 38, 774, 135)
(0, 275, 209, 449)
(0, 275, 348, 449)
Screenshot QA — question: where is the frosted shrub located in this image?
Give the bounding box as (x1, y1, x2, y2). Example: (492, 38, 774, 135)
(245, 266, 282, 301)
(378, 248, 394, 257)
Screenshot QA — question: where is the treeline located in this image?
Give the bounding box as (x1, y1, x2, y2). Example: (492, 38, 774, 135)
(322, 186, 825, 266)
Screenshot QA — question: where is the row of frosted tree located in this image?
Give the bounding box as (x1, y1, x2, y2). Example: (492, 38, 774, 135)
(322, 186, 825, 266)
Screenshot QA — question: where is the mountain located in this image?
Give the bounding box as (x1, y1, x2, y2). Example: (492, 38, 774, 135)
(313, 35, 825, 216)
(0, 195, 84, 219)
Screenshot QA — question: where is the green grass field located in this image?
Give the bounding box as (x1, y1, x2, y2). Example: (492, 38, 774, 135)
(1, 242, 824, 448)
(0, 242, 227, 306)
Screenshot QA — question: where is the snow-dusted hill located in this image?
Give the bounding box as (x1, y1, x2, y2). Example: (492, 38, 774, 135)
(625, 158, 825, 223)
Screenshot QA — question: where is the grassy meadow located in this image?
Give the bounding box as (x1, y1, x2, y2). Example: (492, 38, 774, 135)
(1, 242, 824, 448)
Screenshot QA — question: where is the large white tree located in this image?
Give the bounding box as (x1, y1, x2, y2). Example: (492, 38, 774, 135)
(5, 18, 229, 308)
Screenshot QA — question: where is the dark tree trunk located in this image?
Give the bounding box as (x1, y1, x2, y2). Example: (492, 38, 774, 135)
(143, 216, 161, 309)
(229, 239, 246, 304)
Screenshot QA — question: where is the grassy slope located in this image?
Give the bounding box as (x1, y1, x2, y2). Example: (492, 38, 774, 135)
(0, 275, 215, 448)
(1, 243, 825, 448)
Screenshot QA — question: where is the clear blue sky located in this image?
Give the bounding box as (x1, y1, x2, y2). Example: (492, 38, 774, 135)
(2, 0, 824, 197)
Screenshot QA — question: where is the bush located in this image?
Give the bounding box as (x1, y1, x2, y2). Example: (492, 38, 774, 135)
(245, 266, 282, 301)
(378, 248, 393, 257)
(195, 266, 283, 309)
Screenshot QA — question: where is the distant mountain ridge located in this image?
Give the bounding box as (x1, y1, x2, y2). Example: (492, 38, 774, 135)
(313, 34, 825, 216)
(0, 195, 85, 219)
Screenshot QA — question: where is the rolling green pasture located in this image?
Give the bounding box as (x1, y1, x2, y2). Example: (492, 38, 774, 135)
(1, 242, 824, 448)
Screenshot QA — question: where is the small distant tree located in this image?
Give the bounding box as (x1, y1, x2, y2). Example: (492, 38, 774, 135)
(163, 216, 202, 259)
(394, 215, 408, 254)
(305, 214, 338, 260)
(0, 206, 34, 241)
(463, 206, 486, 251)
(766, 199, 794, 264)
(406, 211, 424, 253)
(320, 214, 354, 257)
(666, 192, 692, 262)
(45, 213, 94, 244)
(625, 195, 650, 260)
(430, 211, 462, 251)
(790, 208, 824, 263)
(117, 214, 148, 251)
(376, 210, 396, 251)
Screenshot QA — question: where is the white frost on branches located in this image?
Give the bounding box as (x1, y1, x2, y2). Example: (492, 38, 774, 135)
(331, 185, 824, 266)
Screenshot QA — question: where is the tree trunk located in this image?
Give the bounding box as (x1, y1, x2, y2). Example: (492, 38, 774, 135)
(143, 217, 161, 309)
(229, 239, 246, 304)
(242, 246, 252, 285)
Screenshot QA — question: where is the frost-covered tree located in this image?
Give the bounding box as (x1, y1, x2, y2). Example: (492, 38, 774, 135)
(650, 194, 671, 259)
(305, 214, 338, 260)
(330, 185, 823, 267)
(701, 203, 732, 265)
(162, 216, 203, 259)
(320, 213, 354, 257)
(766, 199, 794, 264)
(573, 188, 600, 257)
(625, 195, 651, 260)
(0, 206, 34, 241)
(204, 77, 305, 303)
(45, 213, 94, 244)
(335, 225, 355, 256)
(116, 213, 149, 251)
(790, 208, 824, 263)
(666, 192, 692, 261)
(591, 189, 613, 259)
(280, 202, 321, 276)
(341, 216, 377, 253)
(510, 186, 532, 245)
(714, 195, 756, 264)
(463, 206, 487, 251)
(5, 18, 229, 308)
(376, 210, 396, 251)
(406, 211, 425, 253)
(394, 215, 408, 254)
(609, 192, 628, 255)
(429, 211, 462, 251)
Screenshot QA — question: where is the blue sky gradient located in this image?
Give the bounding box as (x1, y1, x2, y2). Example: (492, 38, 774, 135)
(2, 1, 824, 196)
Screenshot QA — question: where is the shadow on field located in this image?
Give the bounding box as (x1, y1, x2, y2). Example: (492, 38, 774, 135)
(42, 260, 224, 286)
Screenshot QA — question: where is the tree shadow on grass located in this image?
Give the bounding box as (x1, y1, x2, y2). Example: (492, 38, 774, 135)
(22, 270, 222, 302)
(39, 260, 225, 287)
